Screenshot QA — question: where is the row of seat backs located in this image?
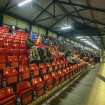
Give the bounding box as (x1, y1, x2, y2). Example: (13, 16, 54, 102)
(0, 62, 87, 105)
(0, 63, 86, 105)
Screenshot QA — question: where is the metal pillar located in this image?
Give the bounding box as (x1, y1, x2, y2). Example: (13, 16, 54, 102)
(0, 12, 3, 26)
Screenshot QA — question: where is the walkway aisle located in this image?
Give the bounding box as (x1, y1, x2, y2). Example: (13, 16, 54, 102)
(48, 64, 100, 105)
(86, 63, 105, 105)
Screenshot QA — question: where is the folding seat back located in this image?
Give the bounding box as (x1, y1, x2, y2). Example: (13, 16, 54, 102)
(52, 62, 56, 71)
(57, 70, 65, 82)
(47, 63, 53, 72)
(57, 61, 60, 70)
(0, 87, 16, 105)
(39, 64, 47, 75)
(53, 61, 58, 71)
(73, 64, 77, 73)
(30, 64, 39, 78)
(0, 38, 4, 47)
(77, 64, 80, 71)
(19, 56, 28, 65)
(16, 81, 32, 105)
(3, 68, 18, 87)
(59, 61, 62, 69)
(19, 66, 30, 81)
(8, 56, 18, 67)
(43, 74, 53, 90)
(8, 56, 18, 62)
(32, 77, 45, 97)
(51, 71, 60, 85)
(66, 67, 71, 77)
(70, 66, 74, 76)
(0, 56, 6, 70)
(63, 69, 68, 79)
(0, 72, 2, 88)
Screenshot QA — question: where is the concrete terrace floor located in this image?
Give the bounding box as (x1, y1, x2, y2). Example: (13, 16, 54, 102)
(44, 63, 105, 105)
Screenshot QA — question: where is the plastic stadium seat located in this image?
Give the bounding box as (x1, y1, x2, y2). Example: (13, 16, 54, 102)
(57, 61, 60, 70)
(52, 62, 56, 71)
(3, 68, 18, 86)
(39, 64, 47, 75)
(0, 72, 2, 88)
(0, 63, 6, 71)
(57, 70, 65, 82)
(70, 65, 74, 75)
(19, 56, 28, 65)
(7, 56, 18, 67)
(51, 71, 60, 85)
(19, 66, 30, 81)
(54, 62, 58, 71)
(63, 68, 70, 79)
(30, 64, 39, 78)
(43, 74, 53, 90)
(47, 63, 53, 72)
(67, 66, 72, 77)
(0, 87, 16, 105)
(32, 77, 45, 97)
(16, 81, 33, 105)
(8, 56, 18, 62)
(0, 56, 6, 70)
(73, 64, 78, 73)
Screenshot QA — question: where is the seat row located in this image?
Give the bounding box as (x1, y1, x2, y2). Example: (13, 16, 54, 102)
(0, 62, 88, 105)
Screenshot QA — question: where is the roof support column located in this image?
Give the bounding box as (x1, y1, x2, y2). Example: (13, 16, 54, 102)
(29, 23, 32, 33)
(0, 12, 3, 26)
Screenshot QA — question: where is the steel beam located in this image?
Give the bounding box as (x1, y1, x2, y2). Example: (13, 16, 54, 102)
(37, 8, 86, 22)
(48, 15, 67, 29)
(2, 0, 11, 12)
(86, 0, 103, 49)
(32, 1, 58, 21)
(68, 0, 86, 23)
(32, 2, 53, 22)
(58, 0, 105, 13)
(56, 3, 77, 23)
(37, 14, 65, 22)
(72, 15, 105, 26)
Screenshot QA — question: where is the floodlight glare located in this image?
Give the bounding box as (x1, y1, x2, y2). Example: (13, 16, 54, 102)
(84, 40, 99, 50)
(61, 26, 72, 30)
(18, 0, 32, 7)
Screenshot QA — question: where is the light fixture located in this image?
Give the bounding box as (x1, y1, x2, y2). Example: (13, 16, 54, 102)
(76, 36, 84, 39)
(80, 39, 87, 41)
(84, 40, 99, 50)
(76, 36, 99, 50)
(61, 25, 72, 30)
(18, 0, 32, 7)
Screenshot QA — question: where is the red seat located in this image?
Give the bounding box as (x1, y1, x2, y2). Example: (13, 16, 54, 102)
(52, 62, 56, 71)
(0, 87, 16, 105)
(56, 61, 60, 70)
(73, 65, 77, 74)
(8, 56, 18, 67)
(0, 78, 1, 88)
(51, 71, 60, 85)
(32, 77, 45, 97)
(54, 62, 58, 70)
(19, 66, 30, 81)
(47, 63, 53, 72)
(39, 64, 47, 75)
(0, 56, 6, 70)
(43, 74, 53, 90)
(3, 68, 18, 86)
(57, 70, 65, 82)
(19, 56, 28, 65)
(63, 68, 70, 79)
(30, 64, 39, 78)
(16, 81, 33, 105)
(70, 66, 75, 75)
